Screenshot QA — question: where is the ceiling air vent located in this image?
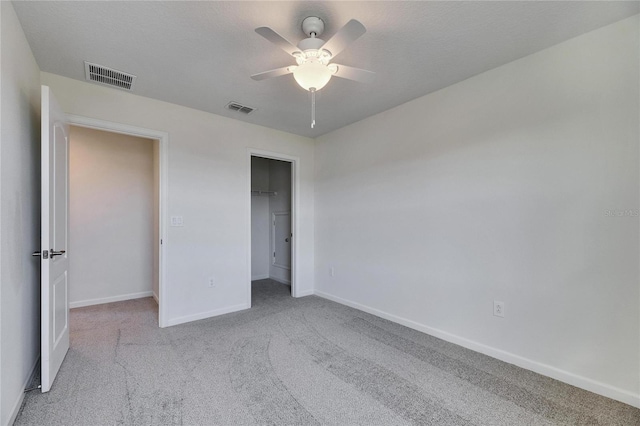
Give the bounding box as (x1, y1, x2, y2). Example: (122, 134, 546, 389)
(226, 102, 256, 115)
(84, 61, 136, 91)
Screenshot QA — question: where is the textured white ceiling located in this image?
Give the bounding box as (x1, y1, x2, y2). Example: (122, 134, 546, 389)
(12, 1, 639, 138)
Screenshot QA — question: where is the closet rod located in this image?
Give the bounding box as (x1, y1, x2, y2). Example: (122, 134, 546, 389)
(251, 190, 277, 196)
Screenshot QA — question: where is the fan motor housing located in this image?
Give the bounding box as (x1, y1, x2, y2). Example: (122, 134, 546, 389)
(297, 37, 325, 51)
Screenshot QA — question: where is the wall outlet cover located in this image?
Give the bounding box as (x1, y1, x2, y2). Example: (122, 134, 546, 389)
(494, 300, 505, 318)
(170, 216, 184, 227)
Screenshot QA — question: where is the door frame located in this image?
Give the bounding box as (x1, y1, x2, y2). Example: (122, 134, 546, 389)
(247, 149, 300, 303)
(66, 114, 170, 328)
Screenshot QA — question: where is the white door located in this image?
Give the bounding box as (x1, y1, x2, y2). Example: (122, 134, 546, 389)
(40, 85, 70, 392)
(272, 212, 291, 270)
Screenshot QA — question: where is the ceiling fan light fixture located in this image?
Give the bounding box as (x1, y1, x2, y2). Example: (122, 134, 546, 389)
(252, 17, 374, 128)
(292, 59, 332, 91)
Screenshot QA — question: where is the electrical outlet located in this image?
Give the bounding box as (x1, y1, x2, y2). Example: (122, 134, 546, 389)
(494, 300, 505, 318)
(170, 216, 184, 227)
(330, 266, 335, 277)
(208, 277, 215, 288)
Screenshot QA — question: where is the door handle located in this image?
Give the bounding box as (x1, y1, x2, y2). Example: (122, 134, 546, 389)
(50, 249, 66, 257)
(32, 250, 49, 259)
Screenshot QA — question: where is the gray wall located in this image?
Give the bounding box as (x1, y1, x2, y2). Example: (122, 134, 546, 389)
(0, 2, 42, 424)
(315, 16, 639, 403)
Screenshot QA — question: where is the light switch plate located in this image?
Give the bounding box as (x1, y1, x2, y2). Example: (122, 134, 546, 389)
(170, 216, 184, 227)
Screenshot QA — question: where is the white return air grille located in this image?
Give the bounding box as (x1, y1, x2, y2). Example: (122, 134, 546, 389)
(226, 101, 256, 115)
(84, 61, 136, 91)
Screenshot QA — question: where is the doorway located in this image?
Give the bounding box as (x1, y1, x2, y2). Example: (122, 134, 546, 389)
(68, 125, 159, 314)
(66, 115, 168, 327)
(249, 152, 296, 303)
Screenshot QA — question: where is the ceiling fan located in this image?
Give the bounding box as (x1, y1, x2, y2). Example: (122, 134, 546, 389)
(251, 17, 375, 128)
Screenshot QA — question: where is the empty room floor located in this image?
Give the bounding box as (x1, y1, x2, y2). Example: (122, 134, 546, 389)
(15, 280, 639, 425)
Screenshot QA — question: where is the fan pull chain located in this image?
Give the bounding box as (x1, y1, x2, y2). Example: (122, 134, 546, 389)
(310, 88, 316, 128)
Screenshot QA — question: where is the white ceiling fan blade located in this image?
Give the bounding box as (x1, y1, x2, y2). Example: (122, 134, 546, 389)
(251, 66, 295, 81)
(255, 27, 300, 56)
(321, 19, 366, 58)
(332, 64, 375, 84)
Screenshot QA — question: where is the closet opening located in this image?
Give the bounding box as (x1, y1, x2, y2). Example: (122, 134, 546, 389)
(250, 155, 294, 303)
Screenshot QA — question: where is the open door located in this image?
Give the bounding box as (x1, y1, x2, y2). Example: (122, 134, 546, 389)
(39, 85, 70, 392)
(272, 211, 291, 271)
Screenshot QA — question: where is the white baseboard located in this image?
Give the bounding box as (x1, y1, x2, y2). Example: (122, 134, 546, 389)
(294, 289, 314, 297)
(152, 292, 159, 304)
(315, 290, 640, 409)
(251, 274, 270, 281)
(5, 356, 40, 426)
(269, 276, 291, 285)
(69, 291, 154, 309)
(165, 303, 250, 327)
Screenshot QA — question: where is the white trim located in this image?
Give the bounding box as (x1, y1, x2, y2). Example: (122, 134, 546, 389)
(269, 276, 291, 285)
(295, 289, 315, 297)
(69, 291, 154, 309)
(315, 290, 640, 409)
(251, 274, 270, 281)
(5, 357, 40, 426)
(247, 149, 301, 303)
(152, 292, 159, 304)
(272, 265, 291, 271)
(66, 114, 169, 327)
(165, 303, 249, 327)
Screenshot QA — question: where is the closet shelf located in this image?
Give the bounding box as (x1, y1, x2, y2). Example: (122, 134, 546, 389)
(251, 190, 277, 196)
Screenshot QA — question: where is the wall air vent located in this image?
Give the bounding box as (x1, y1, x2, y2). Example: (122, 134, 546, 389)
(226, 102, 256, 115)
(84, 61, 136, 91)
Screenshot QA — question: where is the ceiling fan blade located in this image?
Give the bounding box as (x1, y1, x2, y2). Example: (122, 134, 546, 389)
(251, 66, 294, 81)
(255, 27, 300, 56)
(321, 19, 366, 58)
(332, 64, 375, 84)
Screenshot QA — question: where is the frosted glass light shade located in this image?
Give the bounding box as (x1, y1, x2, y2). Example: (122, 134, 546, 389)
(293, 60, 332, 91)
